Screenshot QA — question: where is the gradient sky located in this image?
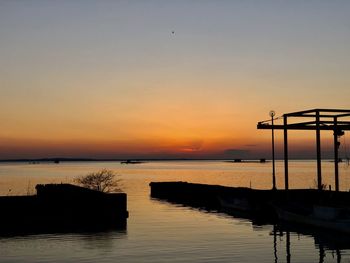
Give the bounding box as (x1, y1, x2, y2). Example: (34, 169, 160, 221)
(1, 1, 350, 159)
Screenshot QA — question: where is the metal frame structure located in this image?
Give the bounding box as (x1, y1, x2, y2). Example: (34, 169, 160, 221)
(257, 109, 350, 191)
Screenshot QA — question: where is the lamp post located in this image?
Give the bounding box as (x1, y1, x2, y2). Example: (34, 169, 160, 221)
(270, 110, 276, 190)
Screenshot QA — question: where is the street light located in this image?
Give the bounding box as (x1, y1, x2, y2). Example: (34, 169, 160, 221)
(270, 110, 276, 190)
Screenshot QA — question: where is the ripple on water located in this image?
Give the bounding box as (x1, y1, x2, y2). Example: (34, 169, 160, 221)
(1, 161, 350, 262)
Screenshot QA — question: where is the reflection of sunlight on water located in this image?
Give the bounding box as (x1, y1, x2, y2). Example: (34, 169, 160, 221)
(2, 160, 350, 195)
(1, 161, 350, 262)
(0, 230, 127, 262)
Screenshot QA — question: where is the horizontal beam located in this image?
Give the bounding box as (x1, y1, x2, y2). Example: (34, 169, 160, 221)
(285, 109, 350, 117)
(334, 113, 350, 118)
(258, 120, 350, 127)
(319, 120, 350, 125)
(315, 108, 350, 113)
(289, 114, 350, 118)
(257, 123, 350, 131)
(257, 120, 350, 127)
(285, 109, 319, 116)
(288, 121, 316, 126)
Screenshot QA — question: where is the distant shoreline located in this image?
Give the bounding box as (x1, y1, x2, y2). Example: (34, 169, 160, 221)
(0, 157, 327, 162)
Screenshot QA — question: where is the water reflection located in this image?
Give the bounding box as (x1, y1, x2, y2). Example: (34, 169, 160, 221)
(273, 225, 278, 263)
(2, 161, 350, 262)
(153, 196, 350, 263)
(0, 220, 127, 239)
(76, 229, 127, 251)
(272, 222, 350, 263)
(0, 227, 127, 263)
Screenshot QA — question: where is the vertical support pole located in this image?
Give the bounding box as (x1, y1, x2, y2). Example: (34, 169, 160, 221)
(272, 116, 276, 190)
(316, 111, 322, 190)
(336, 249, 341, 263)
(283, 115, 289, 190)
(273, 224, 278, 263)
(334, 117, 339, 192)
(286, 231, 291, 263)
(319, 244, 325, 263)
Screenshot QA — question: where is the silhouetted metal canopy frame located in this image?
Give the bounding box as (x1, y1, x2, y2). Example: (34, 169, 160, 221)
(257, 109, 350, 191)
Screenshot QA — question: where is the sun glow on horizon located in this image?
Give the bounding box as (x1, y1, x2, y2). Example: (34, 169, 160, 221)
(1, 1, 350, 159)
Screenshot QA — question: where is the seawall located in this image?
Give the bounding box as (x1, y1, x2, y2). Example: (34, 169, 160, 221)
(150, 181, 350, 220)
(0, 184, 128, 234)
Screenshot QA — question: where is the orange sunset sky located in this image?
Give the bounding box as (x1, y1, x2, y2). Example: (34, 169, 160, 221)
(1, 1, 350, 159)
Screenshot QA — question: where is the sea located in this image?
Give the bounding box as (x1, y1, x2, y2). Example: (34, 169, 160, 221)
(0, 160, 350, 263)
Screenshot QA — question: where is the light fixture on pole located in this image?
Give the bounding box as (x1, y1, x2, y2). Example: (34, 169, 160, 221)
(270, 110, 276, 190)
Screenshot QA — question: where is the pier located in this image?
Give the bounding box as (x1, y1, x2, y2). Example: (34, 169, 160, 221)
(257, 108, 350, 191)
(150, 181, 350, 221)
(150, 109, 350, 233)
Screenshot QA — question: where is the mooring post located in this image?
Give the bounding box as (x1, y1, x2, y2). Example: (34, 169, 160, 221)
(316, 111, 322, 190)
(334, 117, 339, 192)
(283, 115, 289, 190)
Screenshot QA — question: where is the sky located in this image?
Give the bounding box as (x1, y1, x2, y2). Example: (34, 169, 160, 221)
(1, 0, 350, 159)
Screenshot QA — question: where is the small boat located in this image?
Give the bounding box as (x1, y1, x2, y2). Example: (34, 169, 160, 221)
(120, 160, 144, 164)
(274, 203, 350, 234)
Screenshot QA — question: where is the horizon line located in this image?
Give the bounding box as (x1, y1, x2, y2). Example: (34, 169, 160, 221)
(0, 157, 338, 162)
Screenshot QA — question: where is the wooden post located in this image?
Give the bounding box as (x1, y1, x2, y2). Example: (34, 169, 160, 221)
(316, 111, 322, 190)
(334, 117, 339, 192)
(283, 115, 289, 190)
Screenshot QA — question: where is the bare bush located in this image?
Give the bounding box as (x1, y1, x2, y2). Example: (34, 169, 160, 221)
(74, 169, 122, 192)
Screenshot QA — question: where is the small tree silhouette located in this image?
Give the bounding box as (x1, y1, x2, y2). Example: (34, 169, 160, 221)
(74, 169, 122, 192)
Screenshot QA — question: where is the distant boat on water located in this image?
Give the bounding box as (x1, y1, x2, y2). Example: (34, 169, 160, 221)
(225, 158, 267, 163)
(120, 160, 144, 164)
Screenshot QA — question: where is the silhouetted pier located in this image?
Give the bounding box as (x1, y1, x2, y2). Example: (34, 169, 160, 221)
(150, 182, 350, 220)
(150, 109, 350, 233)
(258, 108, 350, 191)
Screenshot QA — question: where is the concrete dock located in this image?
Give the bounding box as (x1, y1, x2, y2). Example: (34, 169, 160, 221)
(0, 184, 128, 234)
(150, 181, 350, 221)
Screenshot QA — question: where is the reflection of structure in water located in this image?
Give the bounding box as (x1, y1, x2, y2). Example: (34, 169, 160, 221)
(150, 182, 350, 262)
(272, 223, 349, 263)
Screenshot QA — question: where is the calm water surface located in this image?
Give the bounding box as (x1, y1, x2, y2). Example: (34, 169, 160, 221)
(0, 160, 350, 262)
